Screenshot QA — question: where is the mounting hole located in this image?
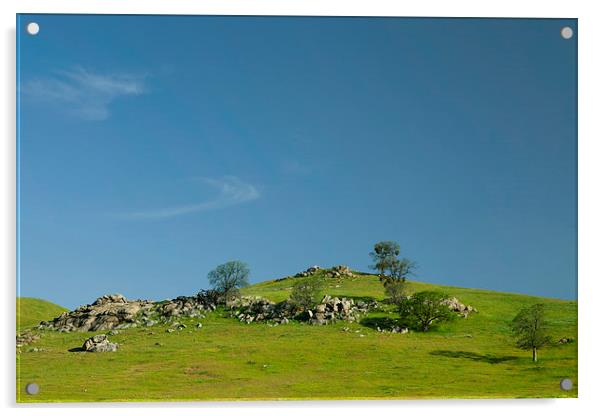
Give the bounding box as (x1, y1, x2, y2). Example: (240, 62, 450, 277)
(25, 382, 39, 395)
(26, 22, 40, 36)
(560, 26, 573, 40)
(560, 378, 573, 391)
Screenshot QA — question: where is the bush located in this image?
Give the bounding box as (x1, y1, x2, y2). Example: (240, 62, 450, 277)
(290, 278, 323, 310)
(384, 279, 408, 305)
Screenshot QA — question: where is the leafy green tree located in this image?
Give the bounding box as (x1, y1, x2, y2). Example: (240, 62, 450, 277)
(207, 260, 250, 300)
(369, 241, 400, 276)
(510, 304, 551, 362)
(290, 277, 323, 310)
(399, 291, 455, 331)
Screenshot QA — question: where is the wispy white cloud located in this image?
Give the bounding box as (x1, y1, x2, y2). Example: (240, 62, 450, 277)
(120, 176, 260, 220)
(21, 67, 146, 120)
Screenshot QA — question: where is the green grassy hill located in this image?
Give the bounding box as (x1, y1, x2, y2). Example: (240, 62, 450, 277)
(17, 297, 68, 332)
(16, 273, 577, 402)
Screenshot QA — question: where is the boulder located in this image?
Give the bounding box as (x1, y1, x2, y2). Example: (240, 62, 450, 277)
(441, 297, 477, 317)
(82, 334, 118, 352)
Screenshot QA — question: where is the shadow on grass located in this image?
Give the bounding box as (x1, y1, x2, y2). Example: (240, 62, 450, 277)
(68, 347, 85, 352)
(430, 350, 519, 364)
(343, 295, 379, 303)
(360, 316, 404, 331)
(352, 271, 374, 277)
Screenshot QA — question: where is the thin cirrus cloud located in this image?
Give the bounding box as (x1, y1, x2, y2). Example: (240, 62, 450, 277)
(120, 176, 260, 220)
(20, 67, 146, 121)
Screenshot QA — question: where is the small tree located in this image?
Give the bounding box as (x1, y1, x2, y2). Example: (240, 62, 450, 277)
(369, 241, 400, 276)
(290, 277, 323, 310)
(207, 260, 250, 300)
(510, 304, 551, 362)
(379, 258, 415, 304)
(383, 279, 408, 305)
(399, 291, 455, 331)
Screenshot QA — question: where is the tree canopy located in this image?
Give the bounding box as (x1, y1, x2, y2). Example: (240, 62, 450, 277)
(399, 291, 455, 331)
(207, 260, 250, 300)
(369, 241, 401, 276)
(510, 304, 551, 362)
(389, 258, 416, 281)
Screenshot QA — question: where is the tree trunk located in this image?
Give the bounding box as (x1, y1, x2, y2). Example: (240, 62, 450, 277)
(532, 347, 537, 362)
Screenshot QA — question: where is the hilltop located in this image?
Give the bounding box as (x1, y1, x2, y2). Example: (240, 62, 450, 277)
(16, 267, 577, 401)
(17, 297, 68, 332)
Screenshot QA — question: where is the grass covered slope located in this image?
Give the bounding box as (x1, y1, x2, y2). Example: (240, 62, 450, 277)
(17, 297, 68, 332)
(17, 273, 577, 402)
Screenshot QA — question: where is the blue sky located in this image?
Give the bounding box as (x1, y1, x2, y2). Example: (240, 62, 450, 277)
(17, 15, 577, 308)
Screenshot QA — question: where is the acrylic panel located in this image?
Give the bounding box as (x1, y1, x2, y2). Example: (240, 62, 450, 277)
(16, 14, 578, 402)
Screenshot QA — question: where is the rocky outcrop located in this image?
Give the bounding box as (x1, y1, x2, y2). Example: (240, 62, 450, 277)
(293, 265, 356, 279)
(441, 297, 477, 318)
(307, 295, 359, 324)
(37, 290, 220, 332)
(37, 294, 153, 332)
(230, 294, 374, 325)
(82, 334, 118, 352)
(229, 297, 293, 324)
(325, 265, 355, 278)
(156, 291, 218, 318)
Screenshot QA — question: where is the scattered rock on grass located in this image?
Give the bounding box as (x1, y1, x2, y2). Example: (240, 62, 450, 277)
(441, 297, 477, 318)
(376, 325, 408, 334)
(16, 330, 40, 348)
(82, 334, 118, 352)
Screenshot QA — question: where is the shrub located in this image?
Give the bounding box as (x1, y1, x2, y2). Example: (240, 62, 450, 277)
(290, 278, 323, 310)
(384, 279, 408, 305)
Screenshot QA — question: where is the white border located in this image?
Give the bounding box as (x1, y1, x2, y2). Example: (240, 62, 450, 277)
(2, 1, 601, 416)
